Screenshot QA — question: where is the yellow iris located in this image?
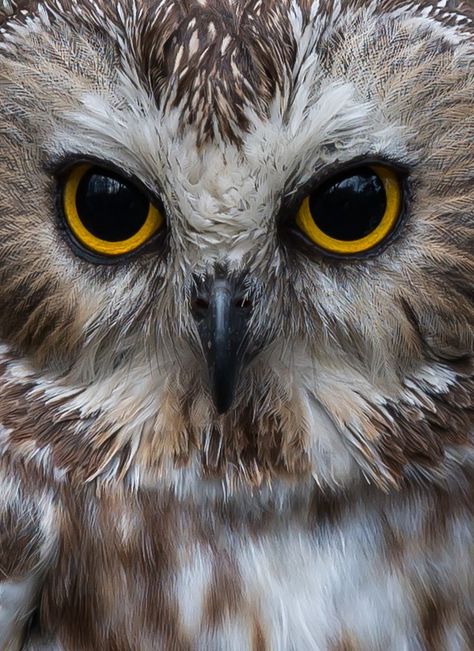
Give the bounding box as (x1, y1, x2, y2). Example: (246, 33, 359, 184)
(63, 164, 164, 257)
(295, 165, 402, 255)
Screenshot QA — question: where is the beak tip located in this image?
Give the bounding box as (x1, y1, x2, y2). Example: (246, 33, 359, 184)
(216, 405, 231, 415)
(212, 385, 236, 415)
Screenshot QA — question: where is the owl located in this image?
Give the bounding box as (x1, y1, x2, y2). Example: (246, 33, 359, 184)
(0, 0, 472, 649)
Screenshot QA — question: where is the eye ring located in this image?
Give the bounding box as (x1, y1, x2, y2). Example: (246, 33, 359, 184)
(295, 165, 402, 256)
(63, 163, 164, 257)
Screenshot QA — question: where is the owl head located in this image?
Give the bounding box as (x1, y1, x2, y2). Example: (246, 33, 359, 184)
(0, 0, 472, 493)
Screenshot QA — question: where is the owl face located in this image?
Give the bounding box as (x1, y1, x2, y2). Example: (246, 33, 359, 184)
(0, 0, 472, 492)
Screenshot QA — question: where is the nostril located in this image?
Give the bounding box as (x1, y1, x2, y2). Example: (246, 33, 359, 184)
(195, 298, 209, 310)
(234, 296, 252, 311)
(191, 297, 210, 316)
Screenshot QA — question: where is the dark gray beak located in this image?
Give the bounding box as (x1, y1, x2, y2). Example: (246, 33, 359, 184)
(191, 274, 253, 414)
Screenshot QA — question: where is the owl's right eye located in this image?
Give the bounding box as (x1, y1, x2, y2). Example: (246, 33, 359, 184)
(62, 164, 165, 258)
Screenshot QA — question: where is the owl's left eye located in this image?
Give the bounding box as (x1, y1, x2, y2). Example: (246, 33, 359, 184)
(293, 165, 402, 256)
(62, 164, 165, 257)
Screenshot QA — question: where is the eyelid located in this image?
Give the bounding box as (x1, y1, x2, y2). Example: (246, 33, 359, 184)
(282, 158, 409, 214)
(54, 157, 163, 207)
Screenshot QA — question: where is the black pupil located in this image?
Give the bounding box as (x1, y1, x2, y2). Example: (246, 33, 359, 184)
(75, 168, 150, 242)
(309, 167, 387, 241)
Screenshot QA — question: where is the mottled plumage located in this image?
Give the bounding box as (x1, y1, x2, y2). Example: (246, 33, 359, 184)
(0, 0, 472, 649)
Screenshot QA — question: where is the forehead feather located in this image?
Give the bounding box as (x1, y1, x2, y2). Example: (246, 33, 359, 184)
(1, 0, 472, 147)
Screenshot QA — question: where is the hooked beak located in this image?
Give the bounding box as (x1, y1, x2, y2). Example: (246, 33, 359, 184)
(191, 274, 253, 414)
